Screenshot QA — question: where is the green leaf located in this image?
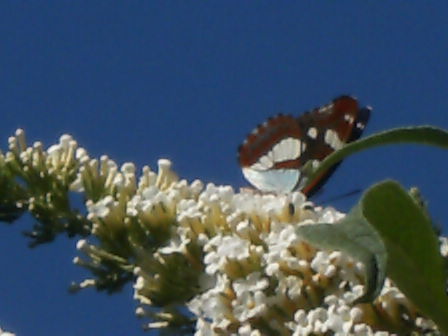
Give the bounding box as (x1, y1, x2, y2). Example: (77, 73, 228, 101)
(307, 126, 448, 191)
(297, 178, 448, 333)
(296, 211, 387, 303)
(362, 180, 448, 334)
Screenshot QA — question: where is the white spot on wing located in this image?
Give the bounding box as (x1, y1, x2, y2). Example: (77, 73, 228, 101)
(344, 114, 355, 123)
(311, 160, 320, 169)
(258, 155, 274, 169)
(242, 167, 300, 193)
(356, 122, 365, 130)
(307, 127, 318, 139)
(270, 137, 301, 162)
(318, 103, 333, 114)
(325, 129, 344, 149)
(250, 162, 267, 170)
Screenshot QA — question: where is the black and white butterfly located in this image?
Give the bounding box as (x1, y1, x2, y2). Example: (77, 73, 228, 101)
(238, 95, 371, 197)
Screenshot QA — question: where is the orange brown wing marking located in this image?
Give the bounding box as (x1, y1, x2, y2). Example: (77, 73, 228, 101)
(273, 159, 302, 169)
(313, 96, 359, 140)
(238, 114, 302, 167)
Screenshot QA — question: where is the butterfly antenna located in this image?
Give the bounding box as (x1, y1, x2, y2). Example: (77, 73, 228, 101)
(322, 188, 362, 203)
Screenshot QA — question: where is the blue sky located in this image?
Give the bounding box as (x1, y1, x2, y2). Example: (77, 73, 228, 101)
(0, 2, 447, 335)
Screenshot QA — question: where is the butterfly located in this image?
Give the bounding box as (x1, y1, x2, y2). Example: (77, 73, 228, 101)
(238, 95, 371, 197)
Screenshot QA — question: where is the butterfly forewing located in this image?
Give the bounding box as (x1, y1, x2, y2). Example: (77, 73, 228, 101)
(238, 95, 371, 196)
(296, 96, 371, 196)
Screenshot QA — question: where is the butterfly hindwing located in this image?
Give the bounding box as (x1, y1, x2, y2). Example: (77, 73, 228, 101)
(238, 114, 307, 193)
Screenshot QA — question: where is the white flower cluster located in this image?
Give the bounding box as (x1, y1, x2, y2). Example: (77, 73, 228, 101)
(76, 154, 439, 334)
(7, 129, 85, 178)
(2, 130, 441, 335)
(3, 130, 89, 221)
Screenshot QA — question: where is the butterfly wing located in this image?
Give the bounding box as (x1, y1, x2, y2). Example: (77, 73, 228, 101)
(238, 114, 307, 193)
(238, 95, 371, 196)
(298, 96, 371, 197)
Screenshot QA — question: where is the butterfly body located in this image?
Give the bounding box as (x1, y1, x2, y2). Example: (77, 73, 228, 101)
(238, 96, 371, 197)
